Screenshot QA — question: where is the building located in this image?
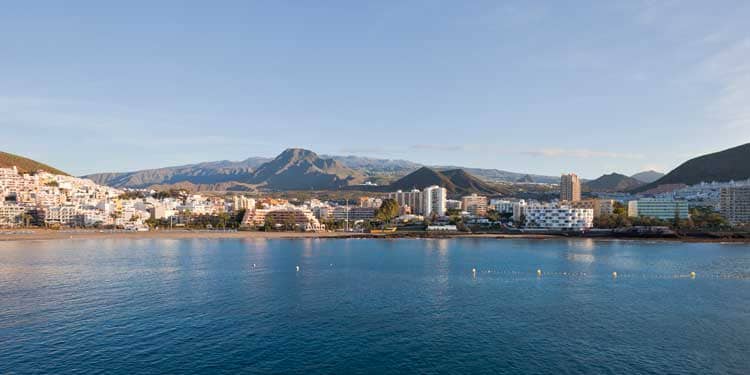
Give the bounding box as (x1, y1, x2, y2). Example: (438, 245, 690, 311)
(525, 204, 593, 230)
(560, 173, 581, 202)
(358, 196, 382, 209)
(490, 199, 514, 214)
(387, 189, 423, 215)
(461, 194, 488, 216)
(628, 198, 690, 220)
(445, 199, 462, 211)
(512, 200, 528, 222)
(0, 203, 26, 227)
(332, 206, 376, 221)
(567, 199, 615, 218)
(242, 206, 324, 231)
(232, 195, 256, 211)
(720, 186, 750, 225)
(422, 186, 447, 217)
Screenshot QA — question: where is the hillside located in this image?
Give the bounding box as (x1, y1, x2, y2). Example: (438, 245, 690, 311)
(0, 151, 68, 175)
(633, 143, 750, 192)
(249, 148, 366, 190)
(630, 170, 664, 183)
(584, 173, 644, 192)
(388, 167, 504, 196)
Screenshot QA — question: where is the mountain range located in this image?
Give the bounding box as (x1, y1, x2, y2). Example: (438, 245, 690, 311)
(7, 142, 749, 195)
(83, 150, 561, 189)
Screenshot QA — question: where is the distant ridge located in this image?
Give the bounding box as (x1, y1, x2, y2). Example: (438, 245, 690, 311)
(0, 151, 68, 176)
(388, 167, 504, 196)
(584, 173, 644, 192)
(84, 158, 269, 189)
(632, 143, 750, 193)
(630, 170, 664, 184)
(83, 149, 561, 191)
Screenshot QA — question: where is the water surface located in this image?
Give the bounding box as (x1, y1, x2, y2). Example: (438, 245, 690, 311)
(1, 238, 749, 374)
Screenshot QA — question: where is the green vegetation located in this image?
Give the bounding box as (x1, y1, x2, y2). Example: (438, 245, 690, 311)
(0, 151, 68, 175)
(375, 199, 400, 222)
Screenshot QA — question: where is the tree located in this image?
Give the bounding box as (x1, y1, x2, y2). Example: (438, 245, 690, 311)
(375, 199, 400, 222)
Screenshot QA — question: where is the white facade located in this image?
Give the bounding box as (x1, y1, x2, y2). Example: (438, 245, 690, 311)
(422, 186, 447, 217)
(525, 204, 593, 230)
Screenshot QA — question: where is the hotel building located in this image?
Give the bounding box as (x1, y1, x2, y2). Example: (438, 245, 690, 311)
(720, 186, 750, 225)
(560, 173, 582, 202)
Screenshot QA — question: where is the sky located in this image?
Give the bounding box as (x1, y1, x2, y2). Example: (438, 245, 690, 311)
(2, 0, 750, 178)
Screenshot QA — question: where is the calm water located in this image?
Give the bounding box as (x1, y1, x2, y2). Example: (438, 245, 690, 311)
(1, 238, 749, 374)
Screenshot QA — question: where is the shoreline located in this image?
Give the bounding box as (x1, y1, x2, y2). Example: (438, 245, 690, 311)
(1, 229, 749, 243)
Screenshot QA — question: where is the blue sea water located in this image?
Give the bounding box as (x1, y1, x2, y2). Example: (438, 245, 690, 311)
(1, 238, 749, 374)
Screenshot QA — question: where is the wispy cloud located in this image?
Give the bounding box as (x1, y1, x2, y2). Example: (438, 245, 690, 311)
(521, 148, 645, 160)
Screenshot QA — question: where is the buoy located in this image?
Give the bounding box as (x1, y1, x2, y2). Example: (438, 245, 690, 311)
(612, 271, 618, 278)
(690, 271, 696, 278)
(537, 269, 542, 276)
(296, 265, 300, 272)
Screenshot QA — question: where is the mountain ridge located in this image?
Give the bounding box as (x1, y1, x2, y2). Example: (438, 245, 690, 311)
(632, 143, 750, 193)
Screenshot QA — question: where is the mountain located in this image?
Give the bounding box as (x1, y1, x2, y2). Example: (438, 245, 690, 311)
(387, 167, 503, 196)
(584, 173, 644, 192)
(323, 155, 421, 174)
(630, 170, 664, 183)
(0, 151, 68, 175)
(434, 166, 558, 184)
(83, 150, 560, 190)
(84, 157, 270, 189)
(633, 143, 750, 193)
(248, 148, 366, 190)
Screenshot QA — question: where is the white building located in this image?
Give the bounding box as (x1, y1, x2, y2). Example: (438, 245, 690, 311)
(525, 204, 593, 230)
(628, 198, 689, 220)
(422, 185, 447, 217)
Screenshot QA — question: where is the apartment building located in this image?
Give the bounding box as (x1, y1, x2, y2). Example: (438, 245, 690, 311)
(720, 186, 750, 225)
(627, 198, 690, 220)
(461, 194, 488, 216)
(525, 204, 593, 230)
(560, 173, 582, 202)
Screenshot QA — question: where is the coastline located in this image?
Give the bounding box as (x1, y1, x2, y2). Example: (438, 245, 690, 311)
(1, 229, 749, 243)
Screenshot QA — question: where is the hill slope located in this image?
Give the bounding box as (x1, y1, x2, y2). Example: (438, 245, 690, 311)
(584, 173, 644, 192)
(249, 148, 366, 190)
(633, 143, 750, 192)
(388, 167, 503, 196)
(0, 151, 68, 175)
(630, 170, 664, 183)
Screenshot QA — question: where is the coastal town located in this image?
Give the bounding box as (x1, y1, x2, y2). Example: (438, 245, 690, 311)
(1, 163, 749, 238)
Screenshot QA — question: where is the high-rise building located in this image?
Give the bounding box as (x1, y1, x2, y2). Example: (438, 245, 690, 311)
(461, 194, 488, 216)
(422, 185, 447, 217)
(387, 189, 423, 215)
(720, 186, 750, 225)
(560, 173, 581, 202)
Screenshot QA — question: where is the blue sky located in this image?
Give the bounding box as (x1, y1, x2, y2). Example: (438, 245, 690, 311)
(2, 1, 750, 178)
